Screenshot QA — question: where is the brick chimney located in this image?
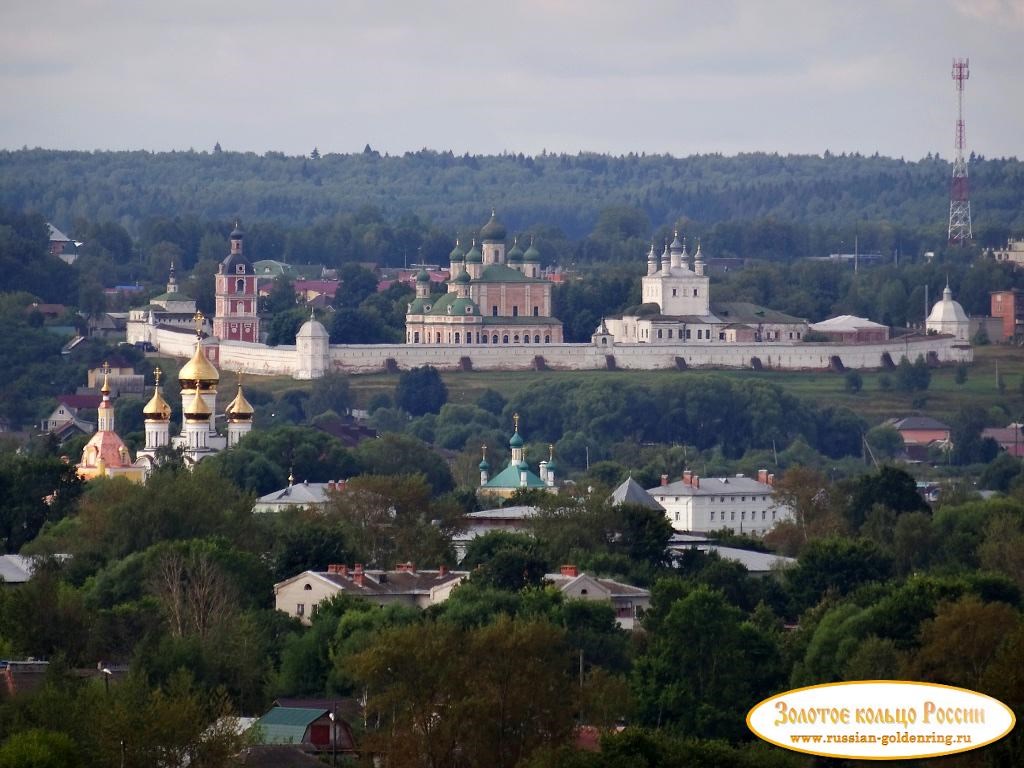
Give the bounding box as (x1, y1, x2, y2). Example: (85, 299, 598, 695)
(396, 562, 415, 573)
(339, 564, 348, 577)
(661, 474, 669, 486)
(683, 470, 692, 485)
(767, 473, 775, 487)
(337, 479, 347, 491)
(560, 564, 579, 578)
(353, 563, 364, 587)
(692, 475, 700, 489)
(758, 469, 768, 484)
(438, 564, 448, 576)
(326, 564, 338, 574)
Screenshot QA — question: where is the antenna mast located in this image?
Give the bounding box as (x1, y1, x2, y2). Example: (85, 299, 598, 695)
(948, 58, 972, 244)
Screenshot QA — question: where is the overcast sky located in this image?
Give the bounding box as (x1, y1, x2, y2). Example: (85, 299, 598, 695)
(1, 0, 1021, 159)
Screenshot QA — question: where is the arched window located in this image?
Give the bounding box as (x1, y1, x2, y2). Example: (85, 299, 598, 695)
(534, 335, 540, 343)
(436, 333, 441, 343)
(544, 335, 551, 343)
(236, 278, 245, 292)
(492, 335, 499, 344)
(503, 334, 509, 344)
(481, 334, 488, 344)
(524, 335, 530, 343)
(513, 334, 520, 343)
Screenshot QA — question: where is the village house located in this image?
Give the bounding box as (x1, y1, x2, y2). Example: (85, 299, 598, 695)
(648, 469, 790, 535)
(273, 564, 468, 624)
(544, 566, 651, 630)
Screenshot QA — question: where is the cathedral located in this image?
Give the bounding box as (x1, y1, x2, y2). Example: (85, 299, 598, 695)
(477, 414, 559, 500)
(76, 318, 254, 482)
(603, 234, 808, 344)
(405, 211, 564, 346)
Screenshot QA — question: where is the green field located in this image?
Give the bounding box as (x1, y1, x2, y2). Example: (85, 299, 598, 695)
(181, 345, 1024, 427)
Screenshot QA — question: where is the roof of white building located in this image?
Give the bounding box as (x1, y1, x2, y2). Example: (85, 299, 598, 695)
(274, 567, 467, 598)
(649, 475, 774, 497)
(810, 315, 888, 332)
(668, 543, 795, 573)
(0, 555, 36, 584)
(544, 571, 651, 598)
(466, 505, 538, 521)
(254, 481, 336, 507)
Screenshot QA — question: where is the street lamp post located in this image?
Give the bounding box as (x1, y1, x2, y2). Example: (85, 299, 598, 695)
(329, 708, 338, 767)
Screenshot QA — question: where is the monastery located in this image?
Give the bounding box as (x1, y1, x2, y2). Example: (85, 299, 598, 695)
(127, 213, 973, 377)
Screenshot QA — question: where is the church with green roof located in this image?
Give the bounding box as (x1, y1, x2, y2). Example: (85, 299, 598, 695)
(477, 414, 560, 500)
(405, 211, 564, 347)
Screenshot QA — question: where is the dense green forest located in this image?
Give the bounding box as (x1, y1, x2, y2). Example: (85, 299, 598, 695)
(3, 148, 1023, 266)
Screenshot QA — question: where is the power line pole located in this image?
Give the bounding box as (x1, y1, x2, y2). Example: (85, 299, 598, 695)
(948, 58, 973, 244)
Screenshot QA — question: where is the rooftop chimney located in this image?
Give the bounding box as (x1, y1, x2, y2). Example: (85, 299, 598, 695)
(327, 564, 338, 574)
(661, 474, 669, 486)
(339, 564, 348, 576)
(693, 475, 700, 489)
(683, 470, 693, 485)
(337, 479, 347, 491)
(758, 469, 768, 484)
(438, 565, 448, 576)
(353, 563, 364, 587)
(560, 564, 579, 578)
(767, 473, 775, 487)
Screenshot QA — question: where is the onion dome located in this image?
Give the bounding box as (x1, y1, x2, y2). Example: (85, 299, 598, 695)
(449, 239, 465, 262)
(523, 239, 541, 263)
(670, 230, 683, 252)
(450, 297, 480, 316)
(480, 210, 507, 242)
(226, 383, 255, 421)
(179, 342, 220, 390)
(230, 222, 244, 240)
(143, 368, 172, 421)
(479, 446, 490, 471)
(183, 384, 212, 421)
(454, 269, 471, 284)
(509, 431, 524, 448)
(465, 240, 482, 264)
(545, 445, 558, 473)
(507, 238, 524, 263)
(416, 269, 431, 283)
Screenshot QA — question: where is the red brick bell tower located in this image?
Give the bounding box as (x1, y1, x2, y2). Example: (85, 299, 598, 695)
(213, 222, 260, 343)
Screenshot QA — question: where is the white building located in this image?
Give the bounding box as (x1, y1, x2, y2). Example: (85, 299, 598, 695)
(544, 566, 651, 630)
(926, 283, 970, 341)
(647, 470, 790, 535)
(273, 564, 467, 625)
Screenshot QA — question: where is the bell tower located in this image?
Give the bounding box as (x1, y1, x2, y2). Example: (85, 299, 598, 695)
(213, 222, 260, 342)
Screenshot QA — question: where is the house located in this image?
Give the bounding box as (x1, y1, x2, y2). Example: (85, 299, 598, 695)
(887, 416, 951, 460)
(252, 479, 345, 514)
(453, 505, 539, 560)
(991, 237, 1024, 267)
(41, 394, 100, 440)
(293, 280, 340, 303)
(809, 315, 890, 343)
(647, 470, 790, 535)
(0, 555, 38, 586)
(252, 706, 355, 753)
(544, 566, 650, 630)
(608, 477, 665, 511)
(47, 223, 79, 264)
(273, 564, 468, 624)
(981, 424, 1024, 457)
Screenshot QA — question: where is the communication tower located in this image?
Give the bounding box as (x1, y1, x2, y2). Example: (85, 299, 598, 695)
(948, 58, 972, 244)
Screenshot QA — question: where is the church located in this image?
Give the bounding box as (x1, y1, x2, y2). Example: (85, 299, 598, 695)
(76, 321, 255, 482)
(477, 414, 559, 500)
(602, 234, 809, 345)
(405, 211, 564, 346)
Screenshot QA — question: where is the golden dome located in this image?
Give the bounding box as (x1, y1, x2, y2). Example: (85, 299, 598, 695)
(179, 342, 219, 390)
(183, 384, 212, 421)
(143, 367, 172, 421)
(226, 383, 254, 421)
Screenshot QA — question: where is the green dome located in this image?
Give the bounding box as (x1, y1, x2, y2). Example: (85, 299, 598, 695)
(509, 431, 524, 448)
(465, 243, 482, 263)
(507, 240, 524, 263)
(545, 457, 557, 473)
(523, 242, 541, 262)
(416, 269, 431, 283)
(479, 458, 490, 471)
(454, 269, 471, 284)
(408, 297, 429, 314)
(480, 211, 507, 242)
(450, 297, 480, 316)
(449, 241, 465, 261)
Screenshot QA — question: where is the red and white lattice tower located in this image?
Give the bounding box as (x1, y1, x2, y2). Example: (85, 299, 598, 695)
(948, 58, 973, 244)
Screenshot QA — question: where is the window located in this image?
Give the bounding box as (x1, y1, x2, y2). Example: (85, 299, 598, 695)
(512, 306, 519, 317)
(424, 304, 431, 312)
(741, 496, 746, 502)
(710, 511, 715, 521)
(545, 335, 551, 343)
(236, 278, 245, 292)
(435, 333, 440, 343)
(454, 332, 460, 343)
(730, 511, 735, 520)
(685, 329, 691, 339)
(533, 306, 539, 316)
(513, 334, 520, 343)
(668, 329, 673, 338)
(503, 334, 509, 343)
(672, 288, 678, 297)
(414, 332, 420, 343)
(657, 329, 663, 339)
(236, 265, 245, 275)
(296, 603, 305, 616)
(762, 510, 767, 520)
(303, 583, 312, 591)
(534, 335, 540, 343)
(741, 511, 746, 520)
(492, 306, 498, 316)
(697, 330, 702, 339)
(693, 288, 698, 297)
(481, 334, 487, 344)
(492, 335, 499, 344)
(719, 332, 726, 340)
(580, 589, 588, 595)
(524, 334, 530, 343)
(465, 305, 473, 314)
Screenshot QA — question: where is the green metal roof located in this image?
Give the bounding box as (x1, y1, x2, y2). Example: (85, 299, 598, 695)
(484, 463, 547, 489)
(254, 707, 327, 745)
(475, 264, 543, 283)
(150, 291, 192, 302)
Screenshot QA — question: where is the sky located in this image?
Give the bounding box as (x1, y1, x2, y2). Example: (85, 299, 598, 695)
(1, 0, 1022, 160)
